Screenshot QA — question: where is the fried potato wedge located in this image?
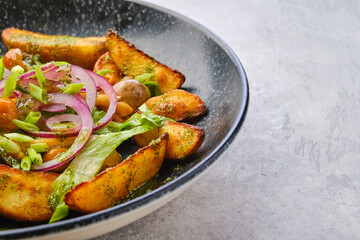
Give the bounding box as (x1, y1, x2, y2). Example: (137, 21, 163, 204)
(0, 164, 58, 222)
(134, 121, 205, 160)
(93, 52, 123, 85)
(64, 133, 169, 213)
(2, 28, 106, 69)
(145, 89, 207, 121)
(107, 29, 185, 93)
(100, 150, 122, 172)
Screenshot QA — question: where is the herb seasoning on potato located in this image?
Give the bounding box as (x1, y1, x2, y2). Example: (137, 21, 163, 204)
(0, 28, 206, 223)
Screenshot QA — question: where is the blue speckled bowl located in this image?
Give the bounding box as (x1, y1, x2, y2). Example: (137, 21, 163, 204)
(0, 0, 248, 239)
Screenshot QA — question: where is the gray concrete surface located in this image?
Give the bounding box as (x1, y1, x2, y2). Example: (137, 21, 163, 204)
(95, 0, 360, 239)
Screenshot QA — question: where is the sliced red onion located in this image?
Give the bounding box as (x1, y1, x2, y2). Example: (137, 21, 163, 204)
(0, 63, 59, 93)
(43, 64, 71, 81)
(11, 90, 22, 98)
(0, 80, 4, 96)
(17, 77, 42, 90)
(20, 63, 56, 80)
(0, 79, 22, 97)
(27, 101, 85, 138)
(70, 66, 96, 112)
(39, 103, 67, 113)
(1, 69, 10, 81)
(74, 93, 88, 110)
(19, 66, 68, 91)
(36, 115, 48, 131)
(31, 93, 93, 171)
(46, 113, 81, 133)
(0, 90, 22, 98)
(1, 65, 96, 108)
(80, 85, 100, 92)
(87, 70, 117, 131)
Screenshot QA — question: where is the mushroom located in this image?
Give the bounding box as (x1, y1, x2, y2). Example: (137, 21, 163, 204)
(113, 78, 151, 109)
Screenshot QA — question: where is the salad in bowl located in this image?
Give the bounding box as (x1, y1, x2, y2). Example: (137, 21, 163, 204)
(0, 27, 206, 224)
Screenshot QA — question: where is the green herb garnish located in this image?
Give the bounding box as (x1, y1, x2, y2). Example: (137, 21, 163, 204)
(60, 83, 85, 95)
(96, 69, 114, 76)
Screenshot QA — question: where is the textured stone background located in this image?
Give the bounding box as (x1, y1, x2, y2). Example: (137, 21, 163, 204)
(96, 0, 360, 239)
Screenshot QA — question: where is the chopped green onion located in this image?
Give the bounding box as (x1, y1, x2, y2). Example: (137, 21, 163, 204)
(30, 143, 50, 153)
(49, 105, 169, 222)
(35, 63, 46, 88)
(27, 148, 42, 165)
(11, 65, 25, 74)
(0, 57, 4, 80)
(135, 73, 154, 82)
(0, 136, 20, 154)
(96, 69, 114, 76)
(4, 133, 34, 143)
(29, 83, 47, 104)
(15, 84, 30, 94)
(12, 119, 40, 132)
(60, 83, 85, 95)
(24, 111, 41, 124)
(21, 156, 31, 171)
(0, 147, 21, 169)
(2, 65, 24, 98)
(52, 61, 70, 66)
(37, 153, 43, 165)
(49, 203, 69, 223)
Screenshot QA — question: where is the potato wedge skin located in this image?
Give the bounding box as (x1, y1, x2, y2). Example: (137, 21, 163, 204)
(145, 89, 207, 121)
(2, 28, 106, 69)
(93, 52, 123, 85)
(106, 29, 185, 93)
(100, 150, 122, 172)
(134, 121, 205, 160)
(0, 164, 58, 222)
(64, 133, 169, 213)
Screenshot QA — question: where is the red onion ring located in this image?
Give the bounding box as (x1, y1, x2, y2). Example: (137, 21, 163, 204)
(0, 78, 21, 97)
(39, 103, 67, 113)
(20, 63, 57, 80)
(42, 64, 71, 81)
(74, 93, 88, 110)
(46, 113, 81, 133)
(1, 68, 10, 81)
(0, 64, 117, 171)
(1, 65, 96, 109)
(70, 66, 96, 112)
(31, 93, 93, 171)
(0, 88, 22, 98)
(36, 115, 48, 131)
(36, 69, 117, 135)
(1, 63, 60, 93)
(87, 70, 117, 132)
(19, 64, 67, 90)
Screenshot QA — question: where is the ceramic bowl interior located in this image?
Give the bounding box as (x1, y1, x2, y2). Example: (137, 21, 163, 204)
(0, 0, 248, 238)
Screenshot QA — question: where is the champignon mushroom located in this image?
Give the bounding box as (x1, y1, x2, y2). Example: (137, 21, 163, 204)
(113, 79, 151, 109)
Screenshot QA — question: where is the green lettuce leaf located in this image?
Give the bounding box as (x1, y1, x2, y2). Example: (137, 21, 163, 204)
(49, 105, 167, 223)
(135, 73, 161, 97)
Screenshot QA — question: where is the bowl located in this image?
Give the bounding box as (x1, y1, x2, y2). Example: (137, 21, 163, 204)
(0, 0, 249, 239)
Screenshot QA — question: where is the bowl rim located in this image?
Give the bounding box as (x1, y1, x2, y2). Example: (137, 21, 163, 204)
(0, 0, 249, 238)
